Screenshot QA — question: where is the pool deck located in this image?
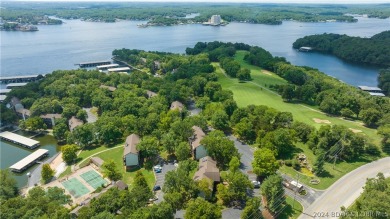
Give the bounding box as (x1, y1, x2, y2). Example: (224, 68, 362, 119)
(42, 165, 110, 205)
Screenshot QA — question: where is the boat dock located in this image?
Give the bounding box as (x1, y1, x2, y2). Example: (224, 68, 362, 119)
(76, 61, 111, 68)
(107, 67, 131, 73)
(96, 64, 119, 70)
(6, 83, 28, 89)
(299, 47, 313, 52)
(9, 149, 49, 172)
(0, 131, 40, 149)
(0, 75, 41, 84)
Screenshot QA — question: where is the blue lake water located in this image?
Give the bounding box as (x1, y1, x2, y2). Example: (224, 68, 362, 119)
(1, 17, 389, 86)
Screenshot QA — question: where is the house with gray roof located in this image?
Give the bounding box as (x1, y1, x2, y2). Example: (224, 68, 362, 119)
(123, 134, 140, 170)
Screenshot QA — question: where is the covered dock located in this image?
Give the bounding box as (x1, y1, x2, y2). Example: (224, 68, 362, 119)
(299, 47, 313, 52)
(0, 89, 12, 95)
(77, 61, 111, 68)
(107, 67, 131, 73)
(9, 149, 49, 172)
(96, 64, 119, 70)
(6, 83, 28, 89)
(0, 131, 40, 149)
(0, 75, 40, 84)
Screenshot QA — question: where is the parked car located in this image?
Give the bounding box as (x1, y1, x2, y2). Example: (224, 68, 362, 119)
(252, 181, 261, 188)
(154, 165, 162, 171)
(154, 168, 162, 173)
(153, 185, 161, 191)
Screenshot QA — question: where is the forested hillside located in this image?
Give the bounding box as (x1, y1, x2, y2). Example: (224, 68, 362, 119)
(293, 31, 390, 67)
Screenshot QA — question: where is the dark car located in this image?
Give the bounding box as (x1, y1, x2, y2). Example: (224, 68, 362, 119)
(153, 185, 161, 191)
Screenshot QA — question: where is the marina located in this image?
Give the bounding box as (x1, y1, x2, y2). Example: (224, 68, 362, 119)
(96, 63, 119, 70)
(76, 61, 111, 68)
(9, 149, 49, 173)
(6, 83, 28, 89)
(0, 131, 40, 149)
(0, 75, 41, 84)
(107, 66, 131, 73)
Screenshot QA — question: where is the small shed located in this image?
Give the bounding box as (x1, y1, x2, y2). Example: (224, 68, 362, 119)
(115, 180, 128, 190)
(90, 157, 104, 168)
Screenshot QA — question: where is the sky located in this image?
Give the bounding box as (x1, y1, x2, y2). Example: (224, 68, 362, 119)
(5, 0, 390, 4)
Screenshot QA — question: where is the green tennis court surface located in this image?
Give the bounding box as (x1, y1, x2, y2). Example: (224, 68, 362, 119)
(80, 170, 108, 189)
(62, 178, 90, 198)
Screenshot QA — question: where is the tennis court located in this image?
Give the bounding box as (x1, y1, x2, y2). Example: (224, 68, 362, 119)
(62, 178, 90, 198)
(80, 170, 108, 189)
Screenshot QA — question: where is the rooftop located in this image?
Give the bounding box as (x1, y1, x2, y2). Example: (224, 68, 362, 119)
(191, 126, 205, 149)
(124, 134, 140, 155)
(193, 156, 220, 183)
(146, 90, 158, 98)
(6, 83, 28, 88)
(0, 89, 12, 94)
(170, 101, 184, 111)
(369, 92, 386, 97)
(0, 131, 39, 147)
(96, 64, 119, 69)
(40, 113, 62, 119)
(100, 85, 117, 92)
(107, 67, 131, 72)
(69, 116, 84, 131)
(9, 149, 49, 171)
(358, 86, 382, 91)
(0, 95, 6, 102)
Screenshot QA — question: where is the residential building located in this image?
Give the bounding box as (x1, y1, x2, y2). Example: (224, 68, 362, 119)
(170, 101, 184, 111)
(193, 156, 220, 194)
(191, 126, 207, 160)
(99, 84, 117, 92)
(68, 116, 84, 131)
(123, 134, 140, 170)
(40, 113, 62, 128)
(146, 90, 158, 98)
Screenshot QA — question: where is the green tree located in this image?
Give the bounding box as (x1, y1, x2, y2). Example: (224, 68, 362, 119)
(20, 117, 47, 131)
(340, 108, 355, 119)
(229, 156, 240, 173)
(0, 169, 18, 202)
(41, 164, 55, 183)
(201, 130, 240, 169)
(237, 68, 252, 81)
(252, 148, 279, 177)
(61, 144, 79, 165)
(184, 197, 221, 219)
(210, 110, 230, 131)
(281, 85, 295, 102)
(53, 123, 69, 141)
(137, 136, 160, 159)
(360, 108, 382, 127)
(241, 197, 263, 219)
(102, 160, 122, 181)
(234, 117, 256, 143)
(176, 141, 191, 161)
(313, 150, 325, 176)
(261, 174, 285, 213)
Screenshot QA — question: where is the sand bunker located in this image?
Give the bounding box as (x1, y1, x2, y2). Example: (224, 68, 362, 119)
(313, 118, 331, 124)
(349, 128, 362, 133)
(262, 70, 273, 76)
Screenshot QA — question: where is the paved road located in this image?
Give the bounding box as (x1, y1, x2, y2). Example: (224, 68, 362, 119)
(299, 157, 390, 219)
(155, 162, 177, 204)
(188, 101, 201, 116)
(28, 152, 60, 187)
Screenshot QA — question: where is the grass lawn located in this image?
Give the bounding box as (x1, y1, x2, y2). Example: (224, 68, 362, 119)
(214, 52, 384, 189)
(214, 60, 380, 145)
(278, 196, 303, 219)
(58, 166, 72, 179)
(95, 147, 155, 189)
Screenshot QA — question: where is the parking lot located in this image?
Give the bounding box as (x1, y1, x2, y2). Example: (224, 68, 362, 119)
(154, 161, 177, 203)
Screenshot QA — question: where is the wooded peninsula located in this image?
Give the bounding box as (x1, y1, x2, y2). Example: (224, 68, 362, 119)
(2, 2, 390, 26)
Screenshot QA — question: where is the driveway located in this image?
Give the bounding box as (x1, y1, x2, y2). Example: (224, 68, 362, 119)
(188, 101, 201, 116)
(299, 157, 390, 219)
(281, 173, 324, 209)
(154, 162, 177, 203)
(83, 107, 97, 123)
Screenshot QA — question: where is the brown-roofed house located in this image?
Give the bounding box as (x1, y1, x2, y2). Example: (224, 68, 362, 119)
(40, 113, 62, 128)
(193, 156, 220, 192)
(191, 126, 207, 160)
(115, 180, 128, 190)
(100, 84, 117, 92)
(123, 134, 140, 169)
(146, 90, 158, 98)
(170, 101, 184, 112)
(15, 108, 30, 121)
(68, 116, 84, 131)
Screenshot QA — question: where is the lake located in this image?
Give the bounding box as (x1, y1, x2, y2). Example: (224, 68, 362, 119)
(1, 17, 389, 86)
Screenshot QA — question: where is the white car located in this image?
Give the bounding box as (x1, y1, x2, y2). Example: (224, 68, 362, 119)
(252, 181, 261, 188)
(154, 165, 162, 171)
